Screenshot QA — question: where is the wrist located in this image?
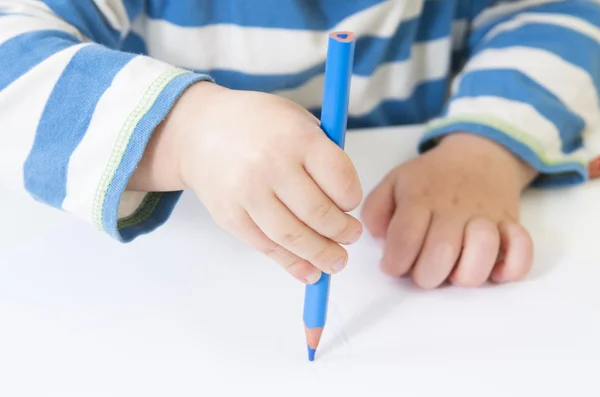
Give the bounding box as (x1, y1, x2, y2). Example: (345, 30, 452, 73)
(437, 132, 538, 189)
(128, 81, 227, 192)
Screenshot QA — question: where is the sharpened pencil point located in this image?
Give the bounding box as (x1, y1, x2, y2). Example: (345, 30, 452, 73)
(307, 346, 316, 361)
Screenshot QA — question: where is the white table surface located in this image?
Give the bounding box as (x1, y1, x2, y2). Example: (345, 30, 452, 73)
(1, 126, 599, 397)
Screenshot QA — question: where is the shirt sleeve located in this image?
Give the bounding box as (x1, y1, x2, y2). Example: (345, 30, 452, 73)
(419, 0, 600, 188)
(0, 0, 212, 242)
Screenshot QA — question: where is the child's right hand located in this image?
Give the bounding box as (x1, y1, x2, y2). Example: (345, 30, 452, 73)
(131, 82, 363, 284)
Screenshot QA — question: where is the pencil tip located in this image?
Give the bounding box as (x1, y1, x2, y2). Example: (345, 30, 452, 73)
(304, 326, 323, 361)
(307, 345, 316, 361)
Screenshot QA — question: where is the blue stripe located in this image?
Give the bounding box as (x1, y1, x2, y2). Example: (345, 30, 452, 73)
(40, 0, 121, 47)
(416, 0, 453, 42)
(468, 1, 600, 50)
(454, 0, 472, 20)
(353, 19, 420, 76)
(310, 78, 449, 129)
(450, 69, 585, 153)
(469, 0, 496, 21)
(536, 0, 600, 26)
(420, 122, 587, 188)
(23, 46, 136, 208)
(198, 64, 324, 92)
(146, 0, 386, 29)
(121, 31, 147, 54)
(104, 72, 211, 242)
(0, 30, 80, 91)
(471, 23, 600, 99)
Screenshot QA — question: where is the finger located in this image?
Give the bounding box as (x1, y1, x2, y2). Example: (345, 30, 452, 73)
(304, 135, 362, 212)
(218, 209, 323, 284)
(248, 193, 349, 275)
(360, 175, 395, 238)
(275, 167, 362, 245)
(411, 213, 464, 289)
(491, 221, 534, 283)
(380, 202, 431, 277)
(450, 218, 500, 287)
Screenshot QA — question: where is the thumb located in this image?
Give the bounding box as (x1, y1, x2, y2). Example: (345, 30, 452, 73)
(360, 175, 395, 238)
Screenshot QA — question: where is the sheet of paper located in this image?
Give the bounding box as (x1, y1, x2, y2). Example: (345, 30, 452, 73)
(0, 127, 599, 397)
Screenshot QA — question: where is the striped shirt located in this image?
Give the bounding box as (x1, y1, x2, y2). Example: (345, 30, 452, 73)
(1, 0, 599, 242)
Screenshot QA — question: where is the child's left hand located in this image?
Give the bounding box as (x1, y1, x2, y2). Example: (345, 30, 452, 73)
(361, 133, 538, 289)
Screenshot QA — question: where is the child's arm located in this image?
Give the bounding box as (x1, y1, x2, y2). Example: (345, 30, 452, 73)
(421, 0, 600, 187)
(0, 1, 213, 242)
(0, 1, 363, 284)
(361, 0, 600, 289)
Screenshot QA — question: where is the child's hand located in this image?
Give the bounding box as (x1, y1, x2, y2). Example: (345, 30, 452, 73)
(361, 133, 537, 289)
(132, 82, 363, 284)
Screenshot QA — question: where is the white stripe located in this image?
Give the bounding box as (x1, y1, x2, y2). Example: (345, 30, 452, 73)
(443, 96, 575, 161)
(62, 56, 181, 224)
(455, 47, 600, 130)
(472, 0, 565, 28)
(483, 12, 600, 44)
(0, 14, 85, 45)
(93, 0, 130, 34)
(0, 0, 53, 16)
(143, 0, 423, 74)
(0, 44, 88, 194)
(277, 37, 451, 116)
(440, 96, 590, 161)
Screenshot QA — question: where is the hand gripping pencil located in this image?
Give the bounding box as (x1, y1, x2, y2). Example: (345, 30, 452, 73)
(303, 31, 355, 362)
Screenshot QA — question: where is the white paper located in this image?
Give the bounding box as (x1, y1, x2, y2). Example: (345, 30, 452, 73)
(0, 127, 599, 397)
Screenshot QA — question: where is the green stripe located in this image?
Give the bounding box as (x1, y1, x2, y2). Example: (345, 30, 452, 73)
(427, 115, 588, 166)
(92, 68, 188, 231)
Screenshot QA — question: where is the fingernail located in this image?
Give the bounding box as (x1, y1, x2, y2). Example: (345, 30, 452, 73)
(305, 270, 322, 284)
(331, 257, 347, 273)
(345, 229, 362, 244)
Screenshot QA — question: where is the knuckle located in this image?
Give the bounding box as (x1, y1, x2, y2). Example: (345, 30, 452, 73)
(277, 230, 305, 247)
(338, 170, 362, 209)
(311, 200, 334, 222)
(310, 244, 335, 266)
(310, 202, 352, 241)
(258, 240, 281, 257)
(284, 257, 304, 270)
(336, 223, 357, 244)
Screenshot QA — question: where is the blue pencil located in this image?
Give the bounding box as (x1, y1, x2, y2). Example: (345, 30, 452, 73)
(303, 31, 355, 362)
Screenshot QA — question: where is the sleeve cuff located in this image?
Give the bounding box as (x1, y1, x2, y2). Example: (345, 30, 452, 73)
(95, 69, 212, 242)
(419, 117, 589, 188)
